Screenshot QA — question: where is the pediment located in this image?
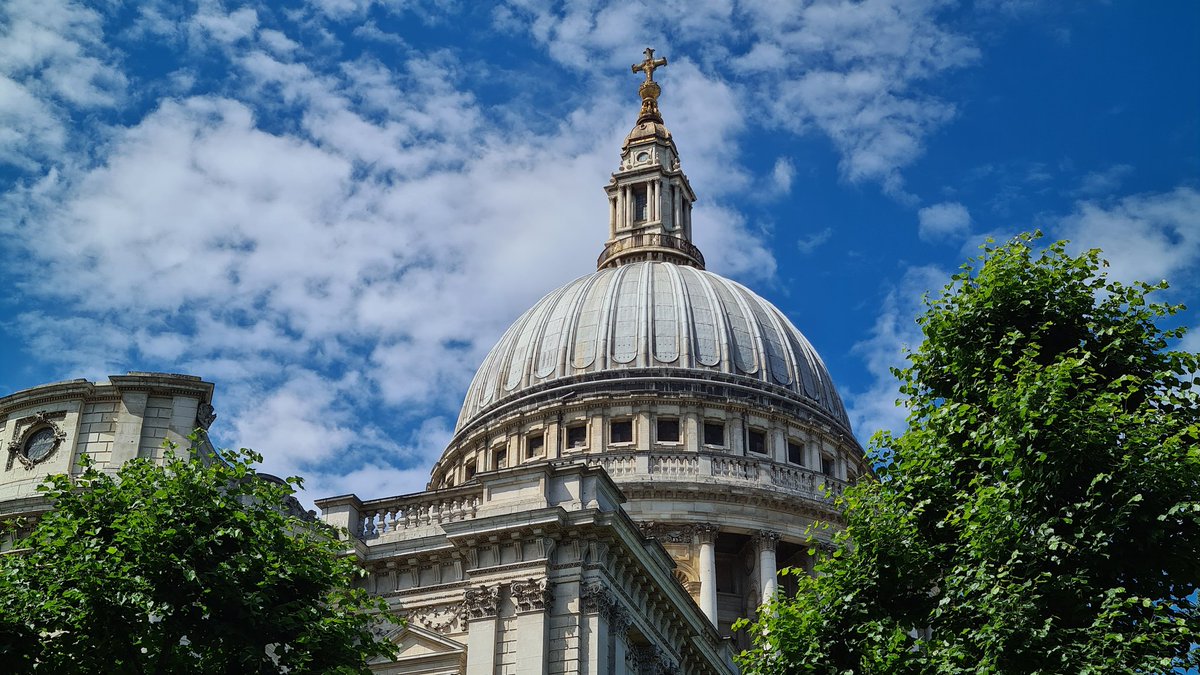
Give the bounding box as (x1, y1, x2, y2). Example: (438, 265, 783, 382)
(370, 624, 466, 675)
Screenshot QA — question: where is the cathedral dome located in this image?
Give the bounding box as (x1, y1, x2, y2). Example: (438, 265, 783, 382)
(456, 261, 850, 433)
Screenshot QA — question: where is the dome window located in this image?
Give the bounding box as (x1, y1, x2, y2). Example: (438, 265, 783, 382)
(703, 421, 725, 447)
(821, 454, 836, 477)
(493, 448, 508, 470)
(526, 433, 545, 459)
(465, 459, 477, 480)
(610, 419, 633, 444)
(787, 441, 805, 466)
(567, 424, 588, 448)
(748, 429, 768, 455)
(656, 418, 680, 443)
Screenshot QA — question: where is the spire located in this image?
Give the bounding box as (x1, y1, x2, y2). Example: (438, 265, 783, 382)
(598, 48, 703, 270)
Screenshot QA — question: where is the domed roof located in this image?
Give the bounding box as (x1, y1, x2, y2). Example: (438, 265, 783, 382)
(457, 261, 849, 431)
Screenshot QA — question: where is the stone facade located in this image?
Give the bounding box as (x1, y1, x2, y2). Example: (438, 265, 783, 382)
(317, 463, 734, 674)
(322, 50, 868, 671)
(0, 373, 216, 526)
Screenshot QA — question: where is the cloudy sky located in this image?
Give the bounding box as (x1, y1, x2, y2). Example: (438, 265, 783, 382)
(1, 0, 1196, 502)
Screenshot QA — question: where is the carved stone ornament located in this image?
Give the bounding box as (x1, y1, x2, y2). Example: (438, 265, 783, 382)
(610, 605, 632, 635)
(6, 411, 67, 471)
(197, 402, 217, 429)
(405, 604, 462, 634)
(510, 578, 553, 613)
(634, 645, 677, 675)
(582, 582, 616, 615)
(459, 585, 500, 621)
(754, 529, 781, 551)
(639, 521, 693, 544)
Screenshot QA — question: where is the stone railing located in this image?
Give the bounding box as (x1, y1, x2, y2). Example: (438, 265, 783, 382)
(356, 488, 483, 540)
(585, 451, 845, 502)
(597, 232, 705, 269)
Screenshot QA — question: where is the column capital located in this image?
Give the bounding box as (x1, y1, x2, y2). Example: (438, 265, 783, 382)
(695, 522, 718, 545)
(754, 529, 781, 551)
(460, 584, 500, 621)
(510, 578, 553, 613)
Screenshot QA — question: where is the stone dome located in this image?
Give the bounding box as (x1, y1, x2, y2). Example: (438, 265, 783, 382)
(457, 261, 849, 432)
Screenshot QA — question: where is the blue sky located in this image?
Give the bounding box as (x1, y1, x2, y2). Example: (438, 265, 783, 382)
(1, 0, 1197, 502)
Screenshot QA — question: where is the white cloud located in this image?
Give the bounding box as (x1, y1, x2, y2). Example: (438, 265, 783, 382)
(0, 0, 126, 167)
(796, 227, 833, 255)
(0, 5, 779, 504)
(500, 0, 979, 198)
(1055, 187, 1200, 286)
(918, 201, 972, 242)
(1072, 163, 1133, 197)
(846, 264, 949, 440)
(771, 157, 795, 195)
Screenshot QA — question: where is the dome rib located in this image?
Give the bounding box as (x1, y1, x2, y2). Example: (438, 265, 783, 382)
(457, 261, 851, 431)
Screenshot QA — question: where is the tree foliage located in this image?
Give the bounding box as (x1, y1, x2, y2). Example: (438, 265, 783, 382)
(738, 235, 1200, 674)
(0, 442, 396, 674)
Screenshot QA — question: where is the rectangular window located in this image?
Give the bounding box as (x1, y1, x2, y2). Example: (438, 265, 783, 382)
(567, 424, 587, 448)
(748, 429, 767, 455)
(610, 419, 633, 444)
(703, 422, 725, 446)
(656, 418, 680, 443)
(634, 186, 648, 222)
(465, 459, 477, 480)
(526, 434, 544, 458)
(493, 449, 507, 470)
(821, 454, 835, 477)
(787, 441, 805, 465)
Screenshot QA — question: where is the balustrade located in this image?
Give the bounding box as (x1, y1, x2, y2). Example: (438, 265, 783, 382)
(357, 490, 482, 540)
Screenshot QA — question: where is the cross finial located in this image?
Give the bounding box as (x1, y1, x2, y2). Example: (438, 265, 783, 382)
(632, 47, 667, 83)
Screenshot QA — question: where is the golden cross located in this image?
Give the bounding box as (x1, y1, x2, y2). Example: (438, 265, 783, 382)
(632, 47, 667, 83)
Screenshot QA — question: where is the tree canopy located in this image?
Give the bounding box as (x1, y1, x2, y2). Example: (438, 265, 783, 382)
(0, 443, 396, 674)
(738, 235, 1200, 674)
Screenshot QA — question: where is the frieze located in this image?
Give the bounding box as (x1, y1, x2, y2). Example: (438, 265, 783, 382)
(404, 604, 462, 634)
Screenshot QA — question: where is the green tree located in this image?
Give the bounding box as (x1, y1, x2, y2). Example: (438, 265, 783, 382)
(738, 235, 1200, 674)
(0, 442, 396, 674)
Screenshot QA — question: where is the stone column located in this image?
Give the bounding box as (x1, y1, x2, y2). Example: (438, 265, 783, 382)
(610, 196, 617, 236)
(582, 583, 614, 675)
(511, 579, 552, 675)
(462, 585, 500, 675)
(755, 530, 781, 603)
(696, 523, 719, 626)
(673, 183, 682, 232)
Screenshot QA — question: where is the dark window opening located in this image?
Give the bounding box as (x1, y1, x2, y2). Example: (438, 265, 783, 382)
(634, 186, 648, 222)
(567, 425, 587, 448)
(494, 449, 507, 470)
(748, 429, 767, 454)
(821, 455, 835, 477)
(657, 418, 680, 443)
(527, 434, 544, 458)
(610, 420, 633, 444)
(787, 441, 805, 465)
(465, 460, 477, 480)
(703, 422, 725, 446)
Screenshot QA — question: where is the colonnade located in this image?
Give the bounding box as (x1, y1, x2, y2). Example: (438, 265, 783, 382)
(692, 525, 782, 627)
